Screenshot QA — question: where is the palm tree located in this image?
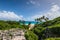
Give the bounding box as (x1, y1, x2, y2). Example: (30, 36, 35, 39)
(44, 17, 49, 21)
(39, 18, 42, 22)
(35, 18, 41, 22)
(46, 17, 49, 21)
(41, 16, 45, 19)
(35, 16, 49, 23)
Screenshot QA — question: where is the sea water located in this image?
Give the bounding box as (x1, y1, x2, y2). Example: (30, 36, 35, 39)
(20, 21, 38, 25)
(25, 21, 37, 25)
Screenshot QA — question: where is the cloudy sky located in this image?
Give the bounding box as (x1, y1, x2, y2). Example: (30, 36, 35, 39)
(0, 0, 60, 21)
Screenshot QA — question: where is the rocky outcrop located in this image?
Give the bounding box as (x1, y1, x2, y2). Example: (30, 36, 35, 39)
(0, 28, 26, 40)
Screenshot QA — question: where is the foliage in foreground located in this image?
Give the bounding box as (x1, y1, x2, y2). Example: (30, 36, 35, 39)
(25, 30, 38, 40)
(45, 38, 60, 40)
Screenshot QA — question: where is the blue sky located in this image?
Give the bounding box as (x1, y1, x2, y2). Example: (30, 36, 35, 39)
(0, 0, 60, 21)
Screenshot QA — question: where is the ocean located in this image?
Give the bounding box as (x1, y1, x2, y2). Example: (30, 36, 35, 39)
(20, 21, 38, 25)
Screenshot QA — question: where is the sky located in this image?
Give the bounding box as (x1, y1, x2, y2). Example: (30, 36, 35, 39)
(0, 0, 60, 21)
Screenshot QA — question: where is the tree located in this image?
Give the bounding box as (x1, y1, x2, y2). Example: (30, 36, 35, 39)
(44, 17, 49, 21)
(35, 16, 49, 22)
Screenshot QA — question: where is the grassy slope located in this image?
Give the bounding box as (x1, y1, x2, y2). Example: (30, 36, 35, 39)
(45, 38, 60, 40)
(31, 17, 60, 40)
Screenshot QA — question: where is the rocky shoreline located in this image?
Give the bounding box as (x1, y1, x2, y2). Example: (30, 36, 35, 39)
(0, 28, 26, 40)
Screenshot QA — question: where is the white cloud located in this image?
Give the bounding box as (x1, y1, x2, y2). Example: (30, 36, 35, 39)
(50, 5, 60, 12)
(27, 0, 40, 7)
(0, 11, 24, 21)
(28, 4, 60, 21)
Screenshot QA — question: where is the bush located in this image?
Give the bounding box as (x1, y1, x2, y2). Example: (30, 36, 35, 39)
(25, 31, 38, 40)
(45, 38, 60, 40)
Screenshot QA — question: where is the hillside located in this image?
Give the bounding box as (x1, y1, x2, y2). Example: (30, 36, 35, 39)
(0, 20, 29, 30)
(0, 17, 60, 40)
(25, 17, 60, 40)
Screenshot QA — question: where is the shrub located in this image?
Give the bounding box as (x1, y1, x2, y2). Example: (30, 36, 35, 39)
(25, 31, 38, 40)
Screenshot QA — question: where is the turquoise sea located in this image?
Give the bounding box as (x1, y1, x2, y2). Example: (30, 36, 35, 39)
(20, 21, 39, 25)
(25, 21, 37, 24)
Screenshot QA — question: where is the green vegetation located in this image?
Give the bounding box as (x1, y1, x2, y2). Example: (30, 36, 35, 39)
(45, 38, 60, 40)
(25, 16, 60, 40)
(33, 17, 60, 40)
(25, 30, 38, 40)
(0, 16, 60, 40)
(0, 20, 28, 30)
